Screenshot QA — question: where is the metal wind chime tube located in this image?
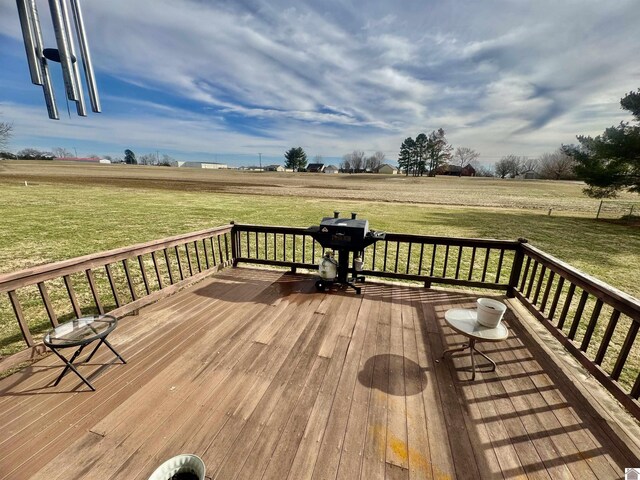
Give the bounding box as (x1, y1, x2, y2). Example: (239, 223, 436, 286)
(16, 0, 100, 120)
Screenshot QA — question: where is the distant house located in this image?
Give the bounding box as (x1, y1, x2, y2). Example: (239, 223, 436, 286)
(324, 165, 339, 174)
(434, 164, 476, 176)
(376, 164, 398, 175)
(177, 161, 227, 169)
(265, 165, 284, 172)
(307, 163, 325, 173)
(99, 159, 111, 164)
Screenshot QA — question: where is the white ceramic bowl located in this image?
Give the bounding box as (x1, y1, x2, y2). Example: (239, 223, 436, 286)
(476, 298, 507, 328)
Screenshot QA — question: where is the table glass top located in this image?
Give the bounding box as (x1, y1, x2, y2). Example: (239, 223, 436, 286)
(444, 309, 508, 341)
(44, 315, 117, 347)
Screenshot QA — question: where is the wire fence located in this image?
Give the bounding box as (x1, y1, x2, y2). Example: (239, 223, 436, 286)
(595, 200, 640, 220)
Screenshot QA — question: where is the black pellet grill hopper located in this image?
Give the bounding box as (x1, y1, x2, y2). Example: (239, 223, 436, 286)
(306, 212, 385, 294)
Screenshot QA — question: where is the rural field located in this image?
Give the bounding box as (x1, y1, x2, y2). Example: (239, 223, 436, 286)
(0, 160, 639, 371)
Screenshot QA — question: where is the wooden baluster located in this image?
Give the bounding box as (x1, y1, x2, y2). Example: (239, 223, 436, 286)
(481, 248, 490, 282)
(153, 251, 165, 288)
(611, 320, 640, 380)
(468, 247, 476, 281)
(264, 232, 268, 260)
(85, 269, 104, 314)
(371, 243, 377, 271)
(525, 261, 539, 298)
(568, 290, 589, 340)
(224, 233, 229, 262)
(532, 266, 547, 305)
(283, 234, 287, 262)
(163, 249, 174, 284)
(548, 276, 564, 320)
(202, 239, 210, 269)
(64, 274, 82, 317)
(406, 242, 412, 275)
(442, 244, 450, 277)
(255, 231, 259, 258)
(495, 249, 505, 283)
(174, 246, 184, 280)
(394, 241, 400, 273)
(557, 283, 575, 329)
(595, 310, 621, 365)
(194, 241, 202, 272)
(519, 256, 531, 291)
(455, 246, 462, 279)
(38, 281, 58, 327)
(137, 256, 151, 295)
(540, 270, 555, 312)
(185, 244, 194, 276)
(580, 298, 603, 351)
(8, 290, 34, 346)
(302, 235, 306, 264)
(121, 259, 138, 301)
(209, 238, 217, 267)
(105, 264, 121, 308)
(293, 235, 296, 263)
(246, 231, 251, 258)
(417, 243, 424, 276)
(631, 371, 640, 399)
(273, 233, 277, 260)
(430, 245, 437, 277)
(383, 241, 389, 271)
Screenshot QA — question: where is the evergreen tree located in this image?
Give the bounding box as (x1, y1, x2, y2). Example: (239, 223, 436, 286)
(563, 89, 640, 197)
(426, 128, 453, 175)
(414, 133, 428, 176)
(124, 149, 137, 165)
(284, 147, 308, 171)
(398, 137, 413, 176)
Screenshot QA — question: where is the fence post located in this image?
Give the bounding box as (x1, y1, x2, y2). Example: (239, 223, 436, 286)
(507, 238, 528, 298)
(230, 221, 238, 267)
(596, 200, 603, 219)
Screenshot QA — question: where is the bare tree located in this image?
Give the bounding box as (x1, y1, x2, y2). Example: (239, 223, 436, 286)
(159, 154, 177, 166)
(138, 153, 156, 165)
(0, 121, 13, 151)
(365, 151, 385, 171)
(538, 149, 576, 180)
(521, 157, 539, 175)
(470, 160, 494, 177)
(343, 150, 365, 172)
(52, 147, 73, 158)
(495, 155, 531, 178)
(312, 154, 323, 164)
(340, 156, 352, 172)
(453, 147, 480, 175)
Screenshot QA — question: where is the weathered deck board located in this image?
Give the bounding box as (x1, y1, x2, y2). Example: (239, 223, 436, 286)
(0, 267, 638, 480)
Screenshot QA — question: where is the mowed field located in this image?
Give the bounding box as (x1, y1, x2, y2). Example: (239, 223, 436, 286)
(0, 160, 639, 360)
(1, 160, 638, 286)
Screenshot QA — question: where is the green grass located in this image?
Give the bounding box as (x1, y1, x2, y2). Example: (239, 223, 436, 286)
(1, 161, 639, 383)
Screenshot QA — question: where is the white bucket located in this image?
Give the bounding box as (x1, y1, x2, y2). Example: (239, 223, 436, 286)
(148, 454, 205, 480)
(476, 298, 507, 328)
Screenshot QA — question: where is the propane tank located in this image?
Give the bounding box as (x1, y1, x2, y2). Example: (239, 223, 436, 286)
(318, 251, 338, 280)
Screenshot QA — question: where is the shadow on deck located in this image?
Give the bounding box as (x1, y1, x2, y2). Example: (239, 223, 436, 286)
(0, 267, 638, 479)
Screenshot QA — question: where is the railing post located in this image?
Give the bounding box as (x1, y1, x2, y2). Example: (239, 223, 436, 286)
(230, 221, 238, 267)
(507, 238, 528, 298)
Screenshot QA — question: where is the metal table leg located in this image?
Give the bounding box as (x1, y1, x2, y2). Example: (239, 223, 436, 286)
(442, 338, 498, 380)
(50, 345, 95, 391)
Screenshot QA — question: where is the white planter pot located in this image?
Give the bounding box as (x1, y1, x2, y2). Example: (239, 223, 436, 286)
(148, 454, 205, 480)
(476, 298, 507, 328)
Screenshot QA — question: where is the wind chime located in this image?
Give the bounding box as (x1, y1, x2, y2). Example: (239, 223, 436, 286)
(16, 0, 100, 120)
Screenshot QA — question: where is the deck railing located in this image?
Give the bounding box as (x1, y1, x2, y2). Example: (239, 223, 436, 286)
(514, 243, 640, 417)
(1, 222, 639, 419)
(0, 225, 232, 369)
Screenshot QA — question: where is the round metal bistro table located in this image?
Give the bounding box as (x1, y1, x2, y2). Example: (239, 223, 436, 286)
(43, 314, 126, 391)
(442, 308, 508, 380)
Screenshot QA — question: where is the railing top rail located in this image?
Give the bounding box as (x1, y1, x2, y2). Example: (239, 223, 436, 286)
(0, 224, 232, 293)
(522, 243, 640, 319)
(232, 223, 522, 249)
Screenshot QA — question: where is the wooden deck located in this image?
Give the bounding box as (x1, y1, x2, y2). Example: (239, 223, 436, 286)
(0, 267, 638, 480)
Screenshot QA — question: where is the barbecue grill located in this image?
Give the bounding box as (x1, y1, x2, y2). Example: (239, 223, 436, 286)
(306, 212, 385, 294)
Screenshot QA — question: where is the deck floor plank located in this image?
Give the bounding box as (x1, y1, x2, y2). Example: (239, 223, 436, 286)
(0, 267, 635, 480)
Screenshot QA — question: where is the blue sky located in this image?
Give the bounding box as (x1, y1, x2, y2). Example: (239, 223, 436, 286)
(1, 0, 639, 166)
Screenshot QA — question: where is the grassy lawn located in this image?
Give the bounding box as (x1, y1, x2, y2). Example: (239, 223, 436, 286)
(1, 160, 639, 386)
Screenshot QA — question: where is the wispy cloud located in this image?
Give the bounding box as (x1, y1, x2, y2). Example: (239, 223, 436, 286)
(1, 0, 639, 164)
